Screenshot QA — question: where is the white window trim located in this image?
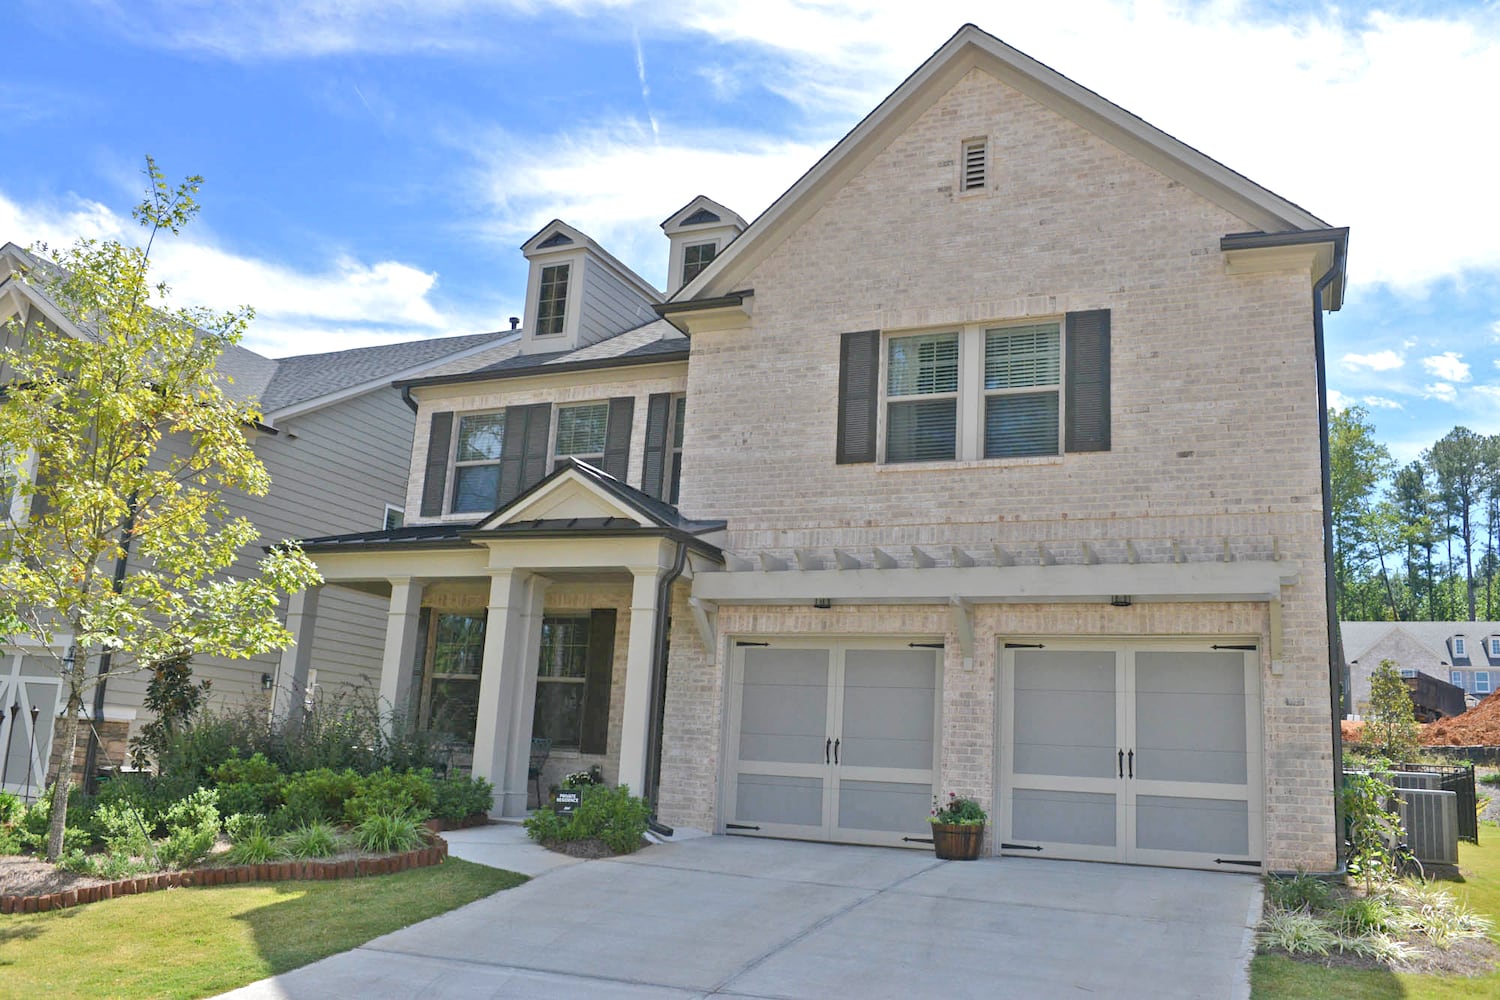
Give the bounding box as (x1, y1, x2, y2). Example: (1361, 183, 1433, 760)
(1454, 636, 1467, 657)
(1399, 668, 1417, 678)
(1452, 670, 1465, 688)
(552, 400, 611, 470)
(448, 410, 506, 515)
(878, 318, 1065, 464)
(681, 240, 720, 287)
(1489, 637, 1500, 658)
(534, 262, 572, 338)
(1, 448, 38, 527)
(1477, 670, 1492, 695)
(383, 504, 405, 531)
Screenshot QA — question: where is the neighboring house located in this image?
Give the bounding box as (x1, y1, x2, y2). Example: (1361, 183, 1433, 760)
(291, 25, 1346, 874)
(1343, 620, 1500, 716)
(0, 242, 518, 794)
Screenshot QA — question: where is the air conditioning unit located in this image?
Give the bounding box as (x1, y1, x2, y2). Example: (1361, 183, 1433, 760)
(1389, 771, 1441, 791)
(1396, 788, 1459, 865)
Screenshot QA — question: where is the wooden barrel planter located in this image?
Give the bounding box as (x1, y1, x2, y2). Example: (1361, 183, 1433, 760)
(931, 823, 985, 861)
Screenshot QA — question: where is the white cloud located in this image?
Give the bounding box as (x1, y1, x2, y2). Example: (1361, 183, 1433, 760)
(1424, 382, 1458, 402)
(1422, 351, 1472, 383)
(1342, 350, 1404, 372)
(1361, 396, 1403, 410)
(1475, 385, 1500, 402)
(0, 190, 478, 357)
(1326, 388, 1352, 411)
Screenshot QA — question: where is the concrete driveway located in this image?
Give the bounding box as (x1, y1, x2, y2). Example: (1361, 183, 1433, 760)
(218, 829, 1261, 1000)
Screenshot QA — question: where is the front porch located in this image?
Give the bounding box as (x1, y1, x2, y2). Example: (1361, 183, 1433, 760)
(283, 459, 724, 818)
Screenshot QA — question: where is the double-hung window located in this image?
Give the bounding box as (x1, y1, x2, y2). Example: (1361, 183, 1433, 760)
(882, 321, 1062, 463)
(885, 332, 960, 463)
(682, 242, 717, 285)
(1478, 671, 1492, 695)
(983, 324, 1061, 458)
(451, 413, 506, 513)
(554, 402, 610, 468)
(1452, 670, 1466, 689)
(534, 615, 591, 748)
(668, 395, 687, 504)
(536, 263, 570, 336)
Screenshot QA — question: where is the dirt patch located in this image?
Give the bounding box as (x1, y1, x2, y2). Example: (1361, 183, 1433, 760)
(1422, 692, 1500, 745)
(0, 856, 113, 896)
(1263, 935, 1499, 977)
(540, 838, 651, 860)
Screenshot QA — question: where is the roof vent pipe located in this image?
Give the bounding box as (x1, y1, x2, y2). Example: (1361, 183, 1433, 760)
(509, 316, 520, 331)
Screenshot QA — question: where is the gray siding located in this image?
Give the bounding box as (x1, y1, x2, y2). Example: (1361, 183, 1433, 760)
(103, 388, 415, 721)
(577, 258, 658, 348)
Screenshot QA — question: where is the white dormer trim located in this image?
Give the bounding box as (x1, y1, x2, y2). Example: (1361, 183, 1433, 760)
(476, 464, 653, 531)
(660, 195, 748, 235)
(660, 197, 748, 296)
(522, 220, 662, 304)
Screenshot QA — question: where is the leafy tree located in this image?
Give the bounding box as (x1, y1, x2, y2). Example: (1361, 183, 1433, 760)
(1365, 659, 1419, 762)
(1425, 426, 1490, 621)
(1329, 407, 1395, 619)
(0, 158, 320, 858)
(1392, 462, 1439, 620)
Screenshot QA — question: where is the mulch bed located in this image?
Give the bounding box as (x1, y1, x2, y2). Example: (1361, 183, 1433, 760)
(0, 834, 449, 914)
(1263, 936, 1499, 977)
(539, 837, 651, 860)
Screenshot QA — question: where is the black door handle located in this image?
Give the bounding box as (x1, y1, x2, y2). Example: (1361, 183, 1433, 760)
(833, 738, 840, 764)
(1118, 749, 1124, 778)
(825, 738, 831, 764)
(1128, 750, 1134, 779)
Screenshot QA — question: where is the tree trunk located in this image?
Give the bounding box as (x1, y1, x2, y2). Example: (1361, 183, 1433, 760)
(1463, 506, 1476, 621)
(46, 688, 84, 860)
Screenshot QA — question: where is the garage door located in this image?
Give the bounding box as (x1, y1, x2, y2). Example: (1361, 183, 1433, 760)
(997, 641, 1262, 871)
(725, 639, 940, 847)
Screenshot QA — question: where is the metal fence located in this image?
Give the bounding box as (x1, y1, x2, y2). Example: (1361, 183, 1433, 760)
(1391, 762, 1479, 844)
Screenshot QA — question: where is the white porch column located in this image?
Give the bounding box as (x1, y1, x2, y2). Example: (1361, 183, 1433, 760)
(378, 577, 424, 727)
(271, 585, 321, 724)
(616, 565, 663, 796)
(472, 570, 546, 817)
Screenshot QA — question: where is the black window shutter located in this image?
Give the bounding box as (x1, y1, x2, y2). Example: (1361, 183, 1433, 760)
(420, 411, 453, 517)
(1065, 310, 1111, 453)
(602, 396, 634, 480)
(640, 393, 672, 498)
(520, 402, 552, 493)
(579, 608, 617, 755)
(837, 330, 880, 464)
(499, 402, 553, 504)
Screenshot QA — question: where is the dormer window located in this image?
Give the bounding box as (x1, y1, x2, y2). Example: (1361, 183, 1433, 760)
(1454, 636, 1467, 658)
(536, 263, 570, 336)
(1489, 637, 1500, 658)
(682, 242, 717, 285)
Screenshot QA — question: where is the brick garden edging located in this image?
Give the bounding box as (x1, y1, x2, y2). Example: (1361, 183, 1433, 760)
(0, 834, 448, 915)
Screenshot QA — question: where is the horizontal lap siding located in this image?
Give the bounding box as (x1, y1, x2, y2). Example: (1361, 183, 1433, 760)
(577, 259, 659, 349)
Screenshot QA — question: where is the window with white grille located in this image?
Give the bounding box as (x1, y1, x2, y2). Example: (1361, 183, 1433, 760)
(961, 138, 987, 192)
(1454, 636, 1467, 657)
(1477, 671, 1492, 695)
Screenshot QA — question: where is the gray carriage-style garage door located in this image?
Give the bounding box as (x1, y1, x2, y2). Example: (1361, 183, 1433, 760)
(725, 639, 941, 847)
(997, 641, 1263, 872)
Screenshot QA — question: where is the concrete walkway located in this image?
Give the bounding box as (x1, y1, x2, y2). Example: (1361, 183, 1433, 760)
(217, 831, 1262, 1000)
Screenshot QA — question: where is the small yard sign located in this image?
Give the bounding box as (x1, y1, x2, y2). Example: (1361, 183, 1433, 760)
(554, 789, 581, 816)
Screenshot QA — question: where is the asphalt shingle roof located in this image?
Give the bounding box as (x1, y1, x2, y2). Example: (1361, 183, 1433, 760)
(258, 330, 511, 411)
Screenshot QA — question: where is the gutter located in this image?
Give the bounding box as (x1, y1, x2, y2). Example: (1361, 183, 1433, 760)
(1313, 240, 1349, 873)
(643, 540, 689, 836)
(400, 385, 418, 413)
(393, 350, 688, 391)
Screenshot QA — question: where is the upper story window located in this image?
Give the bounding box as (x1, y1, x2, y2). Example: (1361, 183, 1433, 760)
(1477, 670, 1492, 695)
(451, 412, 505, 513)
(1489, 637, 1500, 658)
(1, 447, 37, 525)
(1399, 668, 1417, 678)
(536, 263, 570, 336)
(1452, 670, 1465, 689)
(882, 321, 1062, 463)
(554, 402, 610, 467)
(682, 242, 717, 285)
(383, 505, 405, 531)
(1453, 636, 1467, 658)
(669, 395, 687, 504)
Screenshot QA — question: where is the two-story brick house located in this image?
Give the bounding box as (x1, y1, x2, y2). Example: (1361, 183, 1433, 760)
(296, 25, 1346, 873)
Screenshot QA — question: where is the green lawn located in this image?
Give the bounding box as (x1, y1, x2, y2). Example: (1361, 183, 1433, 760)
(0, 859, 525, 999)
(1252, 824, 1500, 998)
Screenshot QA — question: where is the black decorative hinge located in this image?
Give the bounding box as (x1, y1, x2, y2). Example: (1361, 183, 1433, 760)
(735, 641, 770, 648)
(1005, 643, 1045, 649)
(902, 836, 935, 844)
(1215, 858, 1262, 867)
(1001, 843, 1044, 852)
(725, 823, 761, 831)
(1211, 644, 1258, 651)
(908, 642, 945, 649)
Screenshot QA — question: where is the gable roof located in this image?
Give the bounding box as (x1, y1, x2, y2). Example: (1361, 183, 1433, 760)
(0, 241, 515, 419)
(1341, 621, 1500, 669)
(672, 22, 1334, 305)
(521, 219, 664, 305)
(660, 195, 748, 234)
(474, 457, 724, 539)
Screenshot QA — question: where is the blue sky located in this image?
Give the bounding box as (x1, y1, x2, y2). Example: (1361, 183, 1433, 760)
(5, 0, 1498, 461)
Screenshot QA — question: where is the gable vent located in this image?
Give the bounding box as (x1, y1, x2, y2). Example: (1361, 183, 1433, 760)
(961, 139, 987, 192)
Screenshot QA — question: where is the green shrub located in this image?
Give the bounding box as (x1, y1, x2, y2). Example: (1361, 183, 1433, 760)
(57, 848, 98, 874)
(90, 801, 154, 859)
(57, 848, 151, 879)
(0, 790, 22, 824)
(343, 768, 437, 825)
(280, 821, 341, 859)
(211, 752, 282, 786)
(0, 825, 23, 856)
(1258, 906, 1338, 956)
(353, 812, 425, 853)
(524, 784, 649, 855)
(1333, 895, 1397, 936)
(16, 793, 92, 853)
(157, 788, 220, 868)
(275, 768, 361, 831)
(224, 812, 270, 843)
(94, 772, 199, 833)
(432, 774, 494, 822)
(224, 828, 282, 865)
(1263, 872, 1334, 912)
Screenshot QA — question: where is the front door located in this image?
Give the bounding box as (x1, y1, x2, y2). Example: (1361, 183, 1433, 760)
(725, 640, 941, 847)
(998, 641, 1262, 871)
